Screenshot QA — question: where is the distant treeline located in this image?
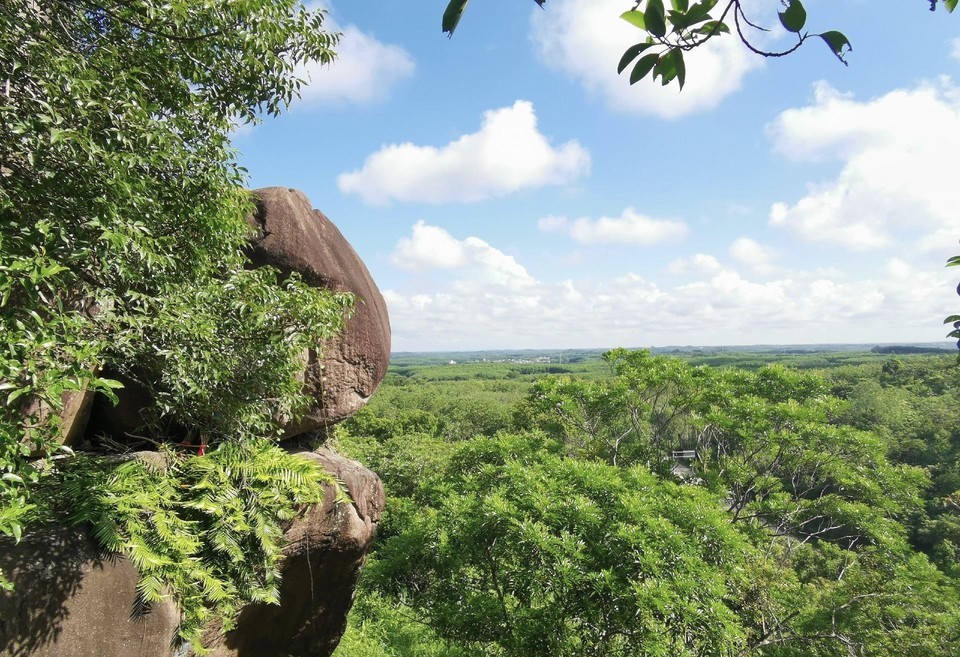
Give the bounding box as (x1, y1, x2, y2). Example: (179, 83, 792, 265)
(872, 345, 953, 354)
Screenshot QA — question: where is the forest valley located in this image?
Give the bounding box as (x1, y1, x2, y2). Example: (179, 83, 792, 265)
(332, 349, 960, 657)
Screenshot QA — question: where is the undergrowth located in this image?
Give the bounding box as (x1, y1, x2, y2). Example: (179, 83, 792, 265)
(35, 438, 348, 654)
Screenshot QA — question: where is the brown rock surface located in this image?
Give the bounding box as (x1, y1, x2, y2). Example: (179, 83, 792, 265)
(0, 526, 180, 657)
(20, 389, 95, 452)
(87, 186, 390, 440)
(201, 446, 384, 657)
(0, 447, 383, 657)
(247, 187, 391, 435)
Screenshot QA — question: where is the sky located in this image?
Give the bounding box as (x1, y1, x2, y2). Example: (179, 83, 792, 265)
(236, 0, 960, 352)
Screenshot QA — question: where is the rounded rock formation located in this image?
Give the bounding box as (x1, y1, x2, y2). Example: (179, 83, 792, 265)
(246, 187, 391, 436)
(0, 448, 384, 657)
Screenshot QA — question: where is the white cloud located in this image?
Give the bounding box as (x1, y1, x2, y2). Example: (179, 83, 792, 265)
(390, 222, 536, 290)
(390, 221, 467, 271)
(767, 79, 960, 254)
(667, 254, 722, 275)
(337, 101, 590, 204)
(530, 0, 762, 118)
(539, 208, 689, 246)
(729, 237, 778, 274)
(385, 245, 954, 351)
(296, 4, 414, 106)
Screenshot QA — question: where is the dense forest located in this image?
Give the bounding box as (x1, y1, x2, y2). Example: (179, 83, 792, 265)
(332, 349, 960, 656)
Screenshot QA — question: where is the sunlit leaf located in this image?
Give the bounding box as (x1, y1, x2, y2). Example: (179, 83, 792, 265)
(620, 10, 646, 30)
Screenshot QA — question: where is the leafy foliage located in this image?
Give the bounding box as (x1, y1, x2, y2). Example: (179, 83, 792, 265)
(38, 439, 345, 653)
(368, 433, 769, 657)
(335, 349, 960, 657)
(0, 0, 348, 587)
(442, 1, 955, 89)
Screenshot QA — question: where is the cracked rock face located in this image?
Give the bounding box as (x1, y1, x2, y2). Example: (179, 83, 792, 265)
(246, 187, 391, 437)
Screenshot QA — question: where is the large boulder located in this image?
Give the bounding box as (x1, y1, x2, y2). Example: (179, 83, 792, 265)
(0, 447, 384, 657)
(247, 187, 391, 435)
(0, 525, 181, 657)
(201, 447, 384, 657)
(87, 187, 390, 440)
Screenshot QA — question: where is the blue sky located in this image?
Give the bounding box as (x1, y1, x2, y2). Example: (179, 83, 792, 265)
(236, 1, 960, 352)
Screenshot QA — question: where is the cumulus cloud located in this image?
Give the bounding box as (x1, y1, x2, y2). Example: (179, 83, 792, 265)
(729, 237, 778, 274)
(337, 101, 590, 204)
(296, 3, 414, 106)
(538, 208, 689, 246)
(385, 242, 953, 351)
(530, 0, 762, 118)
(767, 79, 960, 254)
(390, 222, 536, 290)
(390, 221, 467, 271)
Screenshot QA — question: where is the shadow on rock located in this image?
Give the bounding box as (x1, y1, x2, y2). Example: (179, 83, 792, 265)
(0, 525, 178, 657)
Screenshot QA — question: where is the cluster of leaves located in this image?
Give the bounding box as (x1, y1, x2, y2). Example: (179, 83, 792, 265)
(827, 356, 960, 578)
(334, 350, 960, 657)
(443, 1, 955, 90)
(369, 433, 772, 657)
(37, 438, 346, 653)
(1, 0, 346, 589)
(617, 0, 850, 89)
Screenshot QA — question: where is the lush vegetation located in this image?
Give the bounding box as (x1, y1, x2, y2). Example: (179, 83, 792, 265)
(335, 349, 960, 656)
(0, 1, 351, 649)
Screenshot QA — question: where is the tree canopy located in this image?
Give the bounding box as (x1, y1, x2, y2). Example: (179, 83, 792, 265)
(336, 350, 960, 656)
(0, 0, 351, 634)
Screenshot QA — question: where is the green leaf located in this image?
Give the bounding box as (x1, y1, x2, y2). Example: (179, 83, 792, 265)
(442, 0, 470, 37)
(645, 0, 667, 38)
(946, 255, 960, 267)
(684, 0, 718, 25)
(618, 43, 656, 74)
(673, 50, 686, 89)
(630, 53, 660, 84)
(620, 10, 646, 30)
(6, 388, 29, 405)
(695, 20, 730, 35)
(946, 0, 958, 12)
(653, 50, 683, 87)
(671, 0, 689, 11)
(778, 0, 806, 33)
(944, 315, 960, 324)
(819, 30, 852, 64)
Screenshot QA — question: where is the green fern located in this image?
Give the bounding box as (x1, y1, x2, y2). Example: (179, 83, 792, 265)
(37, 439, 347, 654)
